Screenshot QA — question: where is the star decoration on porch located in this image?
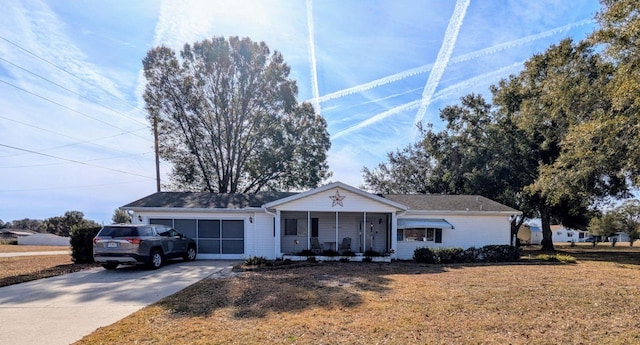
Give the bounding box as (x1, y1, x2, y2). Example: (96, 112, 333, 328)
(330, 190, 346, 207)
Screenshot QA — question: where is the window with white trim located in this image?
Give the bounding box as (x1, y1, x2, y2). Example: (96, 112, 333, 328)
(398, 228, 442, 243)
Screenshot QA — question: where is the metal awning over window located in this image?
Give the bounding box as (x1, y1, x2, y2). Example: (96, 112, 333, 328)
(397, 218, 454, 230)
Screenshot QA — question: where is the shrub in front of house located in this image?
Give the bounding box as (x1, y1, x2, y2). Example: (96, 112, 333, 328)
(244, 256, 268, 266)
(478, 245, 521, 262)
(70, 226, 101, 264)
(322, 249, 339, 256)
(414, 245, 520, 264)
(298, 249, 316, 256)
(462, 247, 481, 263)
(341, 250, 356, 257)
(431, 247, 465, 264)
(413, 247, 436, 263)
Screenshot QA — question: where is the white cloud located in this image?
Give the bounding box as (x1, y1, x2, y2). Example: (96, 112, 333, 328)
(413, 0, 470, 136)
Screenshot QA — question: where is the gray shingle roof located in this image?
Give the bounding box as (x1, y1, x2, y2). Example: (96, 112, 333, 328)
(123, 192, 297, 209)
(122, 191, 518, 213)
(381, 194, 519, 212)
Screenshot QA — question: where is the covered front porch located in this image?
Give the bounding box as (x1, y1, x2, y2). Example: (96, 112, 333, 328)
(263, 182, 407, 259)
(278, 211, 393, 255)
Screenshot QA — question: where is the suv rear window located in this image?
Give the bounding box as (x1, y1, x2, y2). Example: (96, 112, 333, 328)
(99, 226, 149, 237)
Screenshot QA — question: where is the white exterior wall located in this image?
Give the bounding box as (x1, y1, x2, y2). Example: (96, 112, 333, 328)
(396, 213, 511, 260)
(251, 213, 277, 258)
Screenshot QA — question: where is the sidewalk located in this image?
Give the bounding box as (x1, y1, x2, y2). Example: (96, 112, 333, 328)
(0, 260, 238, 345)
(0, 251, 70, 257)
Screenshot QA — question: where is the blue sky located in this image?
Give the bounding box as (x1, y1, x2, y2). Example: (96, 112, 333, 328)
(0, 0, 601, 224)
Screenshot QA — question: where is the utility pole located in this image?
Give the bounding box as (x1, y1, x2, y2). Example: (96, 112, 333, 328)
(153, 114, 161, 192)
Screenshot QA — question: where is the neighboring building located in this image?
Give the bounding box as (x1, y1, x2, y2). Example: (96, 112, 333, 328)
(121, 182, 521, 260)
(0, 229, 36, 240)
(517, 224, 542, 245)
(608, 232, 631, 243)
(17, 233, 70, 246)
(551, 225, 590, 243)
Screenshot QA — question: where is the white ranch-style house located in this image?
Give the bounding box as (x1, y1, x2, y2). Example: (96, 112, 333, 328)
(122, 182, 521, 260)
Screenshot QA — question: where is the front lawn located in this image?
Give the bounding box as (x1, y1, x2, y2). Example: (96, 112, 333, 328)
(76, 249, 640, 344)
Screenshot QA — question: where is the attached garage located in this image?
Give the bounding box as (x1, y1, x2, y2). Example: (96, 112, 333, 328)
(147, 218, 244, 258)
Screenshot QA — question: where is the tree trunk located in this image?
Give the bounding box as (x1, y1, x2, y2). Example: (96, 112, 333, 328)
(540, 206, 555, 251)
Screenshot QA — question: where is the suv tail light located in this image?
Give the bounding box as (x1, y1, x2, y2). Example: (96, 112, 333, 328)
(124, 238, 142, 244)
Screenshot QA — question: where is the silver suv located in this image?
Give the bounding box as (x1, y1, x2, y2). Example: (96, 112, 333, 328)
(93, 224, 197, 270)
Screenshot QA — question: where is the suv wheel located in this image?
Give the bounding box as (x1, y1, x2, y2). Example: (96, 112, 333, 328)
(102, 263, 118, 270)
(184, 246, 197, 261)
(148, 249, 164, 269)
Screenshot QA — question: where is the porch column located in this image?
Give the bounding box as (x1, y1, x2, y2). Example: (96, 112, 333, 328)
(307, 211, 311, 249)
(363, 212, 367, 253)
(391, 212, 398, 259)
(335, 211, 339, 249)
(274, 210, 281, 258)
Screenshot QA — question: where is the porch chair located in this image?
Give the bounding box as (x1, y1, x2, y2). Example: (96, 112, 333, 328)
(310, 237, 322, 254)
(339, 237, 352, 253)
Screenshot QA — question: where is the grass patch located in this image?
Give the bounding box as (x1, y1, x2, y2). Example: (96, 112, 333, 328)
(75, 249, 640, 345)
(533, 253, 577, 263)
(0, 253, 96, 287)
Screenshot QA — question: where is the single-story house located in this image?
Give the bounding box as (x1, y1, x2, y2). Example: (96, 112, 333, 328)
(17, 233, 70, 246)
(0, 229, 36, 240)
(608, 232, 632, 243)
(550, 225, 590, 243)
(121, 182, 521, 260)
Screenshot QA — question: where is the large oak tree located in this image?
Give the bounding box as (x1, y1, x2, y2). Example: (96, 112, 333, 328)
(364, 39, 610, 250)
(143, 36, 331, 193)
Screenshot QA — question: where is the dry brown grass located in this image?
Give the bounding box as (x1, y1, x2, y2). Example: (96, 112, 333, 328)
(76, 249, 640, 345)
(0, 245, 96, 287)
(0, 244, 69, 253)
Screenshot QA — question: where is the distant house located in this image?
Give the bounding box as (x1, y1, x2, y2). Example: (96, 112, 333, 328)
(551, 225, 590, 243)
(17, 233, 70, 246)
(0, 229, 36, 240)
(608, 232, 631, 243)
(121, 181, 521, 260)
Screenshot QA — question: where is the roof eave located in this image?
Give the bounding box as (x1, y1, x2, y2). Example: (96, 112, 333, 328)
(121, 206, 265, 213)
(404, 210, 522, 216)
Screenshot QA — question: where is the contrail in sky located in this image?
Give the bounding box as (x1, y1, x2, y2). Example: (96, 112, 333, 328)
(315, 18, 592, 104)
(332, 61, 523, 139)
(413, 0, 470, 136)
(306, 0, 321, 114)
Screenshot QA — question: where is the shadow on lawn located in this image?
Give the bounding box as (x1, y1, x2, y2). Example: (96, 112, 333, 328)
(157, 262, 447, 319)
(523, 245, 640, 265)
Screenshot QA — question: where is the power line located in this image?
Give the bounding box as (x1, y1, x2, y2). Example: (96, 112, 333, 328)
(0, 143, 155, 179)
(0, 151, 156, 168)
(0, 56, 149, 127)
(0, 35, 148, 115)
(0, 114, 151, 159)
(0, 78, 153, 142)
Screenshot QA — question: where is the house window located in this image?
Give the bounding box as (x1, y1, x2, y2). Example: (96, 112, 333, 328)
(398, 228, 441, 243)
(284, 219, 298, 236)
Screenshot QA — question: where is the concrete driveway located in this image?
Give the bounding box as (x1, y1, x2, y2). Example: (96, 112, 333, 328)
(0, 260, 238, 345)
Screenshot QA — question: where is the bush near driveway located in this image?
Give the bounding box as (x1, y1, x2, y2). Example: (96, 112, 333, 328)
(70, 226, 101, 263)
